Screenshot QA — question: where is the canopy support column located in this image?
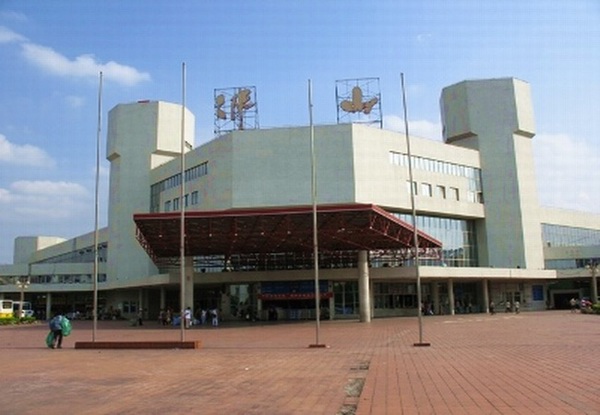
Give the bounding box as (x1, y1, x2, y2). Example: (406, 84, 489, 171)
(448, 279, 455, 316)
(483, 279, 490, 313)
(358, 250, 371, 322)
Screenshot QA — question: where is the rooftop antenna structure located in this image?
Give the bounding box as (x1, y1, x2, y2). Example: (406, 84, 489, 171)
(92, 71, 103, 342)
(401, 73, 430, 347)
(214, 86, 259, 136)
(336, 77, 382, 128)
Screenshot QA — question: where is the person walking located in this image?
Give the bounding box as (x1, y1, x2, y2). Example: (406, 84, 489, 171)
(569, 297, 577, 313)
(505, 300, 511, 313)
(514, 300, 520, 314)
(211, 308, 219, 327)
(489, 300, 496, 315)
(184, 307, 192, 329)
(48, 312, 65, 349)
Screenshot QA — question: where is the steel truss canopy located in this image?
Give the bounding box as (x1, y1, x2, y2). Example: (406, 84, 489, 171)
(133, 204, 442, 263)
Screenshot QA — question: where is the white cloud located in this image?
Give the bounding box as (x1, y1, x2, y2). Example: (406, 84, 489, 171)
(65, 95, 85, 108)
(0, 134, 56, 167)
(533, 133, 600, 213)
(416, 33, 433, 43)
(0, 188, 12, 203)
(0, 180, 90, 219)
(0, 180, 95, 264)
(11, 180, 87, 197)
(0, 25, 27, 43)
(384, 115, 443, 141)
(21, 42, 151, 86)
(0, 12, 28, 22)
(0, 26, 150, 86)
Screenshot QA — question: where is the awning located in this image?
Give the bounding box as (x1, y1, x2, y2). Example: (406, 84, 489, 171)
(133, 203, 442, 262)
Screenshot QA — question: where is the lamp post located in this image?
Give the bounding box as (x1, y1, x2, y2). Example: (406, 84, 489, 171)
(401, 73, 429, 347)
(16, 276, 30, 319)
(587, 262, 598, 304)
(308, 79, 326, 348)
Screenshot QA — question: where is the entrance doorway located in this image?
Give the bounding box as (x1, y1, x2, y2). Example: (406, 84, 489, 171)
(553, 292, 579, 310)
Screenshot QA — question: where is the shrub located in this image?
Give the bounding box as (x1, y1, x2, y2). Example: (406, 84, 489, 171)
(0, 316, 37, 325)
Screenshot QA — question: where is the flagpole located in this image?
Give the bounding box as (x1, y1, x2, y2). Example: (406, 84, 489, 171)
(92, 71, 103, 342)
(308, 79, 326, 348)
(179, 62, 187, 342)
(401, 73, 430, 347)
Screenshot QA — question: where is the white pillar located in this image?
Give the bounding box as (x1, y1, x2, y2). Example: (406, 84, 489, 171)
(448, 279, 455, 316)
(432, 282, 440, 315)
(46, 292, 52, 320)
(358, 250, 371, 322)
(328, 281, 334, 320)
(138, 289, 144, 314)
(160, 287, 166, 310)
(483, 279, 490, 313)
(185, 258, 194, 312)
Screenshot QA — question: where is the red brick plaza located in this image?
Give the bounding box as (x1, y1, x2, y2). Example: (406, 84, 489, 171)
(1, 310, 598, 415)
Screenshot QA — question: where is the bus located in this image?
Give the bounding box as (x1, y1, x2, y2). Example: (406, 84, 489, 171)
(0, 300, 13, 319)
(12, 301, 34, 318)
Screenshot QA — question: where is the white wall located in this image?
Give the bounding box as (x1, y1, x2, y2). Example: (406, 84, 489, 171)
(106, 101, 194, 283)
(441, 78, 544, 269)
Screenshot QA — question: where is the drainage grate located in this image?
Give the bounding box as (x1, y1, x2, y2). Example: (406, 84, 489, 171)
(345, 378, 365, 397)
(337, 403, 357, 415)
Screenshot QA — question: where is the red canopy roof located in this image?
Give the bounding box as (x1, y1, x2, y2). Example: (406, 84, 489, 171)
(133, 203, 442, 261)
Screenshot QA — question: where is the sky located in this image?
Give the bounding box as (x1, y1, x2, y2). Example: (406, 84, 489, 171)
(0, 1, 599, 264)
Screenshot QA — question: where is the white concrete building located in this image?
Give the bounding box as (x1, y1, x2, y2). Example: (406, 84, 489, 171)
(1, 78, 598, 322)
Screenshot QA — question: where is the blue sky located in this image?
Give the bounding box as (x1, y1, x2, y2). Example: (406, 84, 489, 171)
(0, 1, 599, 264)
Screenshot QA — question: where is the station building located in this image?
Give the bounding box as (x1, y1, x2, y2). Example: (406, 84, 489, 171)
(1, 77, 599, 322)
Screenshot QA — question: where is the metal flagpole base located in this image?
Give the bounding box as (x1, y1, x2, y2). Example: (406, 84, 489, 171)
(308, 344, 329, 348)
(413, 342, 431, 347)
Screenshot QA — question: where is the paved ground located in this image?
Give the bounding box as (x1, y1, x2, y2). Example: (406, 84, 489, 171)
(0, 310, 598, 415)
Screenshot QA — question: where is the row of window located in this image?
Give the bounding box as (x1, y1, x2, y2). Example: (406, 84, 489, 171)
(392, 151, 484, 204)
(545, 258, 600, 270)
(36, 244, 108, 265)
(164, 191, 201, 212)
(18, 274, 107, 284)
(406, 181, 483, 203)
(150, 161, 209, 212)
(160, 161, 209, 193)
(395, 213, 478, 267)
(390, 151, 482, 185)
(408, 181, 457, 200)
(542, 224, 600, 247)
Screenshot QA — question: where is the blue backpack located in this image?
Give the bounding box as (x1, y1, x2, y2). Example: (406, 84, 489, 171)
(49, 316, 62, 331)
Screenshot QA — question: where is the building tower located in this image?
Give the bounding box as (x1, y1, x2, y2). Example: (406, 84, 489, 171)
(440, 78, 544, 269)
(106, 101, 195, 283)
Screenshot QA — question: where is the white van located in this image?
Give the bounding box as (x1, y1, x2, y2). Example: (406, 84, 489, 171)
(12, 301, 34, 318)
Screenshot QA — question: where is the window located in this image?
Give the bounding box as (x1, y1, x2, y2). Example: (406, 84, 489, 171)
(191, 191, 199, 205)
(467, 191, 476, 203)
(421, 183, 432, 197)
(406, 181, 417, 195)
(173, 197, 180, 211)
(436, 185, 446, 199)
(450, 187, 459, 201)
(164, 200, 171, 212)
